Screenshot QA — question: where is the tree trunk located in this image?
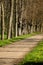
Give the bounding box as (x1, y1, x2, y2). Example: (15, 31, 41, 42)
(0, 5, 1, 35)
(1, 3, 4, 40)
(7, 0, 14, 39)
(15, 0, 18, 37)
(19, 0, 24, 35)
(11, 23, 14, 38)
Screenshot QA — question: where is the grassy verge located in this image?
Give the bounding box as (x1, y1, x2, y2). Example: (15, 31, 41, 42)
(0, 32, 41, 47)
(18, 40, 43, 65)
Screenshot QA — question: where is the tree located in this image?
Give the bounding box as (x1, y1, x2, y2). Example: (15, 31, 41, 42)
(7, 0, 14, 39)
(1, 2, 4, 40)
(15, 0, 18, 37)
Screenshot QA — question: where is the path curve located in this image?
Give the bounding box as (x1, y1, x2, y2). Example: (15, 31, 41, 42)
(0, 34, 43, 65)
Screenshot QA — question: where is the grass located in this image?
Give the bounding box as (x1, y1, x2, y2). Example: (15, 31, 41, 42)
(0, 34, 7, 40)
(18, 40, 43, 65)
(0, 32, 41, 47)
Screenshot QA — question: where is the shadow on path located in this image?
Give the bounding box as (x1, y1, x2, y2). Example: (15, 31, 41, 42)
(22, 62, 43, 65)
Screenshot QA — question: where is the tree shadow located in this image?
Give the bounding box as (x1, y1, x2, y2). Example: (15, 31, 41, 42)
(23, 62, 43, 65)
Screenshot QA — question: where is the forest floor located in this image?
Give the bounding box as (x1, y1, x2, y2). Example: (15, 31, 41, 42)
(0, 34, 43, 65)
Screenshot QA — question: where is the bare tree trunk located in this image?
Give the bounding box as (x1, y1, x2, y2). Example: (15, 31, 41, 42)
(0, 5, 1, 34)
(11, 23, 14, 38)
(16, 20, 18, 37)
(7, 0, 14, 39)
(16, 0, 18, 37)
(19, 0, 25, 35)
(1, 3, 4, 40)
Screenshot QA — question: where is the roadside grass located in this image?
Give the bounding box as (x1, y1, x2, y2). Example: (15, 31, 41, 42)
(18, 40, 43, 65)
(0, 35, 7, 40)
(0, 32, 41, 47)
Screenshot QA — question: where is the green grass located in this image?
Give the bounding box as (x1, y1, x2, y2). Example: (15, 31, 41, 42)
(18, 40, 43, 65)
(0, 35, 7, 40)
(0, 32, 41, 47)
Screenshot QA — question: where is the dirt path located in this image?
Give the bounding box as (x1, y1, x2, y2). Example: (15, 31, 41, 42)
(0, 34, 43, 65)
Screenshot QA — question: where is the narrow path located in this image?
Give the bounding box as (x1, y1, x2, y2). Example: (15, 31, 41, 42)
(0, 34, 43, 65)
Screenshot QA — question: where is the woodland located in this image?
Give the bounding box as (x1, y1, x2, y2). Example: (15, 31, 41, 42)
(0, 0, 43, 40)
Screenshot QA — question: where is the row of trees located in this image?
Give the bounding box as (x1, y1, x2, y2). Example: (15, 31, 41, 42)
(0, 0, 43, 40)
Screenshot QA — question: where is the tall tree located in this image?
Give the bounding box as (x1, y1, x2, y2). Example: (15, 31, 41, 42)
(7, 0, 14, 39)
(1, 2, 4, 40)
(15, 0, 18, 37)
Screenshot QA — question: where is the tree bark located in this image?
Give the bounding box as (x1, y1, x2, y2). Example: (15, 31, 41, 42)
(1, 3, 4, 40)
(7, 0, 14, 39)
(15, 0, 18, 37)
(0, 5, 1, 34)
(19, 0, 25, 35)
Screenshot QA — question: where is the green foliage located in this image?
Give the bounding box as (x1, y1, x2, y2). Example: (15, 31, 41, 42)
(19, 40, 43, 65)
